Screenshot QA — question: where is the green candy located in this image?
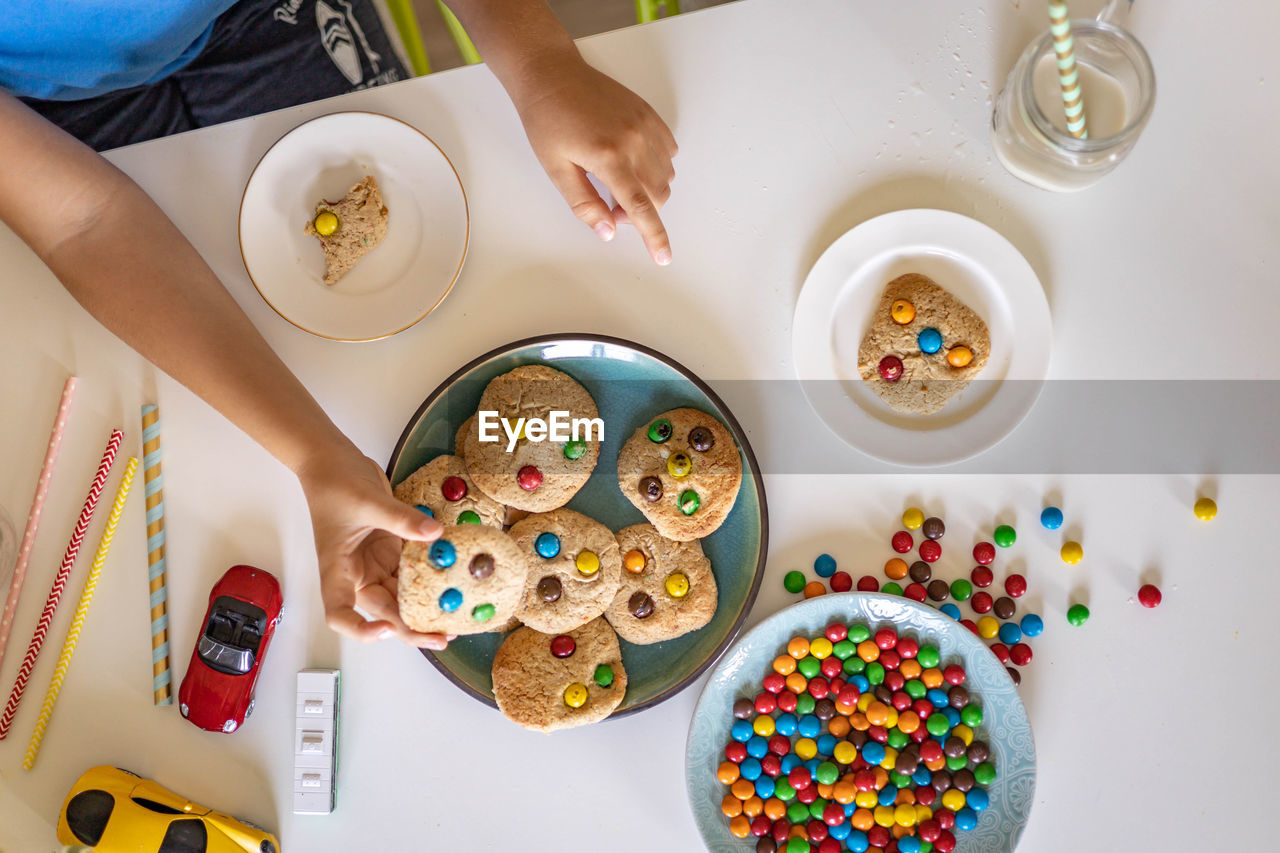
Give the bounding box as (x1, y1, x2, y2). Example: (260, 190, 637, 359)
(678, 489, 700, 515)
(926, 712, 951, 736)
(889, 771, 911, 788)
(787, 802, 809, 824)
(470, 603, 495, 622)
(833, 639, 857, 660)
(774, 778, 796, 802)
(783, 570, 807, 594)
(795, 693, 816, 715)
(946, 754, 968, 772)
(1067, 603, 1091, 626)
(973, 762, 997, 786)
(961, 704, 983, 728)
(950, 579, 973, 601)
(886, 729, 909, 750)
(917, 644, 941, 669)
(904, 679, 927, 700)
(786, 838, 811, 853)
(994, 524, 1017, 548)
(563, 439, 586, 460)
(842, 657, 866, 677)
(593, 664, 614, 688)
(881, 582, 904, 596)
(815, 762, 839, 786)
(647, 418, 673, 443)
(921, 843, 934, 853)
(808, 799, 827, 820)
(865, 662, 885, 685)
(797, 656, 821, 678)
(848, 625, 871, 643)
(457, 510, 481, 525)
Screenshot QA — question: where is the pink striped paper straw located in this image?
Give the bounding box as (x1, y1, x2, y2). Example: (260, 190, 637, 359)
(0, 429, 122, 739)
(0, 377, 78, 671)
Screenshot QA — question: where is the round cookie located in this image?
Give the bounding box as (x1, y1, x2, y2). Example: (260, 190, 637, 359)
(491, 617, 627, 732)
(616, 408, 742, 541)
(461, 365, 601, 512)
(605, 523, 718, 644)
(392, 454, 505, 528)
(454, 415, 475, 454)
(398, 525, 528, 635)
(508, 509, 622, 634)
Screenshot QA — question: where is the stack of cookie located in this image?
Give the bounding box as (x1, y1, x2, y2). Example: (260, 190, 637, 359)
(393, 365, 743, 732)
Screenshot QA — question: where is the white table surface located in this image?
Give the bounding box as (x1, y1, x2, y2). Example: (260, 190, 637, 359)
(2, 0, 1278, 850)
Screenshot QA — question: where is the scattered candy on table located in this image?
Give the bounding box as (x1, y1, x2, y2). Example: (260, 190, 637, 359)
(1193, 497, 1217, 521)
(1137, 583, 1162, 608)
(1067, 604, 1090, 626)
(1059, 541, 1083, 565)
(785, 571, 807, 594)
(1039, 507, 1063, 530)
(814, 554, 837, 578)
(992, 524, 1016, 548)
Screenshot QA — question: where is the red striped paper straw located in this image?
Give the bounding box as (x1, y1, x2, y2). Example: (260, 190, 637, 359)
(0, 377, 78, 671)
(0, 429, 122, 739)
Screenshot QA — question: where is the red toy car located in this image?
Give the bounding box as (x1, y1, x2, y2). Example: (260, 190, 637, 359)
(179, 565, 282, 734)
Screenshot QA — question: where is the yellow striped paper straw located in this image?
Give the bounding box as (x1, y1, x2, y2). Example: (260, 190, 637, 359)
(1049, 1, 1089, 138)
(23, 457, 137, 770)
(141, 406, 172, 705)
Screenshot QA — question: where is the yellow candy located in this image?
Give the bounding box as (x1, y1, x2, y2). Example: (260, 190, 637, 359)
(665, 572, 690, 598)
(880, 746, 898, 770)
(891, 299, 916, 325)
(563, 682, 588, 709)
(894, 803, 917, 828)
(885, 708, 898, 729)
(946, 345, 973, 368)
(902, 507, 924, 530)
(941, 789, 966, 812)
(754, 715, 776, 737)
(952, 724, 974, 746)
(312, 210, 339, 236)
(914, 804, 933, 824)
(667, 453, 693, 478)
(856, 693, 874, 713)
(855, 791, 878, 809)
(809, 637, 834, 659)
(977, 616, 999, 639)
(1061, 541, 1084, 565)
(833, 741, 858, 765)
(576, 550, 600, 576)
(794, 738, 818, 760)
(1194, 497, 1218, 521)
(873, 805, 896, 828)
(623, 549, 647, 573)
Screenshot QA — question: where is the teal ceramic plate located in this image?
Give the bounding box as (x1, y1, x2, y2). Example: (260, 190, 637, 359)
(387, 334, 768, 717)
(686, 594, 1036, 852)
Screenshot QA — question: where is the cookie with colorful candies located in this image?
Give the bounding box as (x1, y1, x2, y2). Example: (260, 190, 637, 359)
(508, 508, 622, 633)
(605, 523, 718, 643)
(398, 524, 527, 635)
(392, 453, 506, 528)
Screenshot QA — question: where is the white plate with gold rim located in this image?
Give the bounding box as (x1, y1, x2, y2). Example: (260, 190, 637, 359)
(238, 112, 468, 342)
(792, 209, 1052, 467)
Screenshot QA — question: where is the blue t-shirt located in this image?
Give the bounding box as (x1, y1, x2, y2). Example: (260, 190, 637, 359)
(0, 1, 240, 100)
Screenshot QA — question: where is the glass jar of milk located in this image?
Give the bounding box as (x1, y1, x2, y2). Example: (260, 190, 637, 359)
(991, 19, 1155, 192)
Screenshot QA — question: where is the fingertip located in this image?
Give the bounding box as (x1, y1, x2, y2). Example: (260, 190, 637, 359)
(594, 220, 616, 242)
(654, 247, 672, 266)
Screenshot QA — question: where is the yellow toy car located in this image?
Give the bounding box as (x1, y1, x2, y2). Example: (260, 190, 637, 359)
(56, 766, 280, 852)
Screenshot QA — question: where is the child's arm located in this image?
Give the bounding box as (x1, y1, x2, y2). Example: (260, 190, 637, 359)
(443, 0, 679, 265)
(0, 92, 446, 648)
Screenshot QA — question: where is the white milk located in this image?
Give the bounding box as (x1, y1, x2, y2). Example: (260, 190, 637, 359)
(1032, 54, 1129, 138)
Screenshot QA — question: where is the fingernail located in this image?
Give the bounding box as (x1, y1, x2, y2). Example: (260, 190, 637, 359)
(654, 247, 672, 266)
(594, 221, 615, 242)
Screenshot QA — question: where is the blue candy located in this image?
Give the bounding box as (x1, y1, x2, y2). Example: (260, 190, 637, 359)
(877, 785, 897, 807)
(754, 775, 775, 799)
(940, 603, 962, 620)
(1021, 613, 1044, 637)
(746, 735, 769, 758)
(843, 802, 857, 817)
(804, 758, 821, 776)
(829, 820, 852, 841)
(798, 714, 821, 738)
(413, 504, 435, 517)
(438, 587, 462, 612)
(898, 838, 923, 853)
(942, 707, 961, 727)
(967, 788, 990, 811)
(846, 830, 870, 853)
(780, 754, 801, 774)
(927, 688, 950, 709)
(816, 734, 837, 756)
(998, 621, 1023, 645)
(731, 720, 753, 742)
(739, 758, 762, 781)
(1040, 506, 1064, 529)
(814, 553, 837, 578)
(955, 807, 978, 831)
(850, 675, 870, 693)
(861, 742, 886, 765)
(918, 327, 943, 354)
(775, 712, 798, 737)
(912, 765, 932, 786)
(534, 532, 561, 559)
(429, 540, 456, 568)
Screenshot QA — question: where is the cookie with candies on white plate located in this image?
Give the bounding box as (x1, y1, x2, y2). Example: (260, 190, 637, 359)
(605, 523, 717, 644)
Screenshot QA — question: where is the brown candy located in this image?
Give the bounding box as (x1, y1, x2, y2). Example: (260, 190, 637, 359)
(468, 553, 495, 579)
(874, 685, 893, 704)
(993, 596, 1017, 619)
(536, 575, 562, 603)
(640, 476, 663, 502)
(944, 736, 967, 759)
(908, 561, 932, 583)
(967, 740, 990, 764)
(922, 517, 945, 540)
(895, 753, 918, 776)
(733, 698, 754, 720)
(629, 591, 655, 619)
(931, 769, 952, 793)
(1006, 665, 1022, 685)
(948, 685, 970, 708)
(756, 838, 777, 853)
(849, 730, 869, 749)
(814, 699, 836, 721)
(927, 579, 950, 601)
(952, 769, 976, 793)
(688, 426, 715, 452)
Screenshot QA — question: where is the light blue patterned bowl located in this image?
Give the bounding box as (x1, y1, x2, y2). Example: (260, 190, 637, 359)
(686, 593, 1035, 852)
(387, 334, 768, 718)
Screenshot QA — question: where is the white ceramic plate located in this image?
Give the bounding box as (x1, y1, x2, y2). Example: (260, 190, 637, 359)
(792, 209, 1052, 466)
(238, 112, 468, 341)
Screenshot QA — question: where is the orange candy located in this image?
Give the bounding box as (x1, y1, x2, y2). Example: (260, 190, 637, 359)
(773, 654, 797, 676)
(946, 345, 974, 368)
(789, 825, 808, 840)
(850, 712, 871, 732)
(785, 672, 808, 694)
(897, 711, 920, 734)
(872, 767, 890, 789)
(899, 659, 922, 680)
(891, 299, 916, 324)
(925, 755, 946, 772)
(851, 808, 875, 831)
(623, 549, 647, 572)
(865, 701, 891, 727)
(731, 779, 755, 800)
(787, 637, 810, 659)
(721, 794, 742, 817)
(921, 668, 944, 689)
(895, 788, 916, 806)
(833, 779, 858, 804)
(717, 762, 740, 785)
(803, 581, 827, 599)
(729, 815, 751, 838)
(883, 558, 909, 579)
(892, 823, 913, 839)
(828, 716, 851, 737)
(764, 798, 787, 821)
(742, 796, 764, 818)
(857, 640, 881, 662)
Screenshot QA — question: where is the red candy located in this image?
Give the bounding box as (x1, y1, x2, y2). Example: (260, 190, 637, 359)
(919, 740, 943, 763)
(772, 819, 789, 843)
(440, 475, 467, 501)
(818, 840, 841, 853)
(755, 692, 777, 714)
(768, 736, 790, 757)
(970, 565, 994, 587)
(788, 767, 812, 790)
(916, 786, 936, 807)
(762, 754, 783, 776)
(896, 637, 919, 659)
(796, 785, 818, 804)
(970, 591, 994, 614)
(751, 816, 772, 837)
(936, 810, 955, 831)
(776, 690, 798, 712)
(550, 635, 576, 658)
(943, 664, 966, 686)
(878, 355, 904, 382)
(725, 742, 747, 763)
(762, 673, 785, 694)
(808, 677, 830, 699)
(829, 571, 853, 592)
(837, 686, 861, 707)
(875, 628, 898, 649)
(891, 531, 914, 553)
(806, 819, 828, 843)
(821, 656, 843, 678)
(960, 619, 979, 636)
(1138, 583, 1162, 608)
(856, 575, 880, 592)
(973, 542, 996, 565)
(1010, 643, 1033, 666)
(935, 830, 957, 853)
(918, 818, 942, 843)
(883, 670, 905, 691)
(868, 825, 890, 849)
(891, 691, 912, 711)
(913, 698, 934, 718)
(879, 650, 901, 671)
(1005, 573, 1027, 598)
(904, 582, 928, 602)
(918, 540, 942, 563)
(825, 622, 848, 643)
(867, 725, 889, 744)
(989, 642, 1010, 664)
(517, 465, 542, 491)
